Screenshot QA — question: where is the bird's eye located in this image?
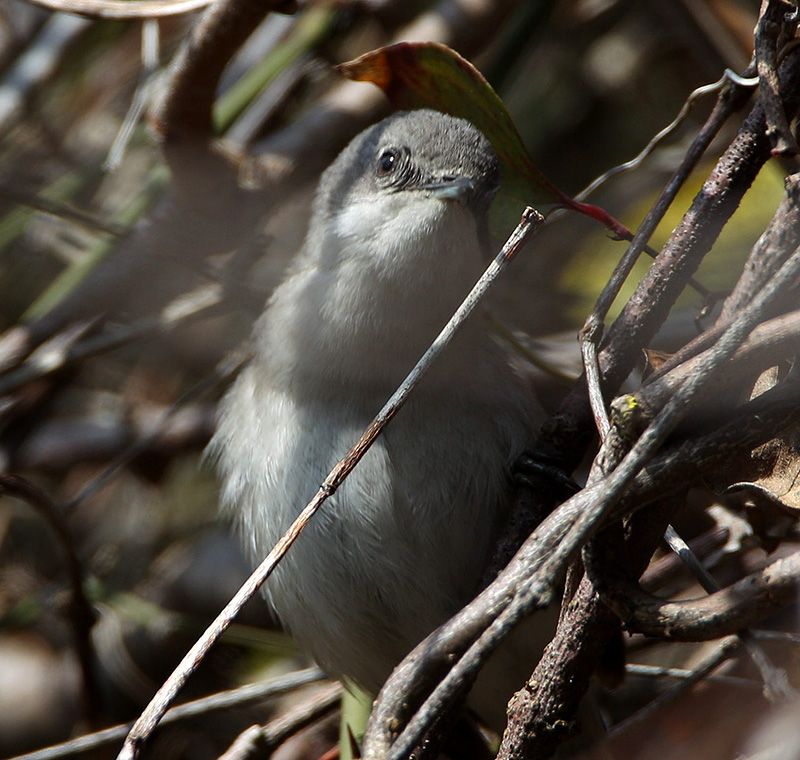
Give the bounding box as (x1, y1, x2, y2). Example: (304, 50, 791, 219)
(377, 148, 399, 177)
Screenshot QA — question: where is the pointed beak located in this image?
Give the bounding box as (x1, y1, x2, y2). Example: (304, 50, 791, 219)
(419, 176, 477, 204)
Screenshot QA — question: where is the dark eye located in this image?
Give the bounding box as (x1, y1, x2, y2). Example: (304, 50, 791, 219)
(377, 148, 399, 176)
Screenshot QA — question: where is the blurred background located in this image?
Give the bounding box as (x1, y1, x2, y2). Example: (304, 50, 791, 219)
(0, 0, 791, 758)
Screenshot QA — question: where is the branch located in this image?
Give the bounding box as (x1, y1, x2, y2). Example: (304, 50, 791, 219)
(217, 683, 341, 760)
(22, 0, 214, 19)
(755, 0, 799, 156)
(10, 668, 325, 760)
(586, 545, 800, 642)
(550, 45, 800, 461)
(650, 172, 800, 379)
(0, 475, 98, 725)
(633, 307, 800, 421)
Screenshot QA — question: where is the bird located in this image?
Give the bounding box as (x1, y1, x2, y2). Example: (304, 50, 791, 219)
(210, 108, 550, 730)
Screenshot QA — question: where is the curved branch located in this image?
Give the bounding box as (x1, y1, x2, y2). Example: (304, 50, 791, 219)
(586, 542, 800, 641)
(0, 475, 98, 724)
(23, 0, 213, 19)
(633, 307, 800, 421)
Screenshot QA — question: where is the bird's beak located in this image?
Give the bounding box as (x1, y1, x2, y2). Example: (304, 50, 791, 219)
(419, 176, 477, 204)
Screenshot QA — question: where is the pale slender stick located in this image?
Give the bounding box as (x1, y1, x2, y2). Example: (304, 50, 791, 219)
(9, 668, 325, 760)
(117, 206, 545, 760)
(22, 0, 215, 20)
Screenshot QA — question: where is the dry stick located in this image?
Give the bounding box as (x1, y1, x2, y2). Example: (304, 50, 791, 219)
(640, 526, 729, 589)
(564, 68, 759, 313)
(663, 525, 795, 701)
(115, 207, 544, 760)
(8, 668, 325, 760)
(378, 236, 800, 760)
(555, 67, 757, 462)
(21, 0, 215, 19)
(105, 19, 160, 171)
(157, 0, 297, 144)
(64, 347, 248, 512)
(573, 69, 759, 203)
(497, 385, 800, 759)
(609, 638, 741, 739)
(755, 0, 799, 156)
(596, 48, 800, 397)
(217, 683, 342, 760)
(625, 662, 758, 689)
(589, 549, 800, 641)
(0, 286, 224, 398)
(0, 475, 98, 726)
(636, 308, 800, 418)
(719, 172, 800, 321)
(649, 173, 800, 380)
(0, 184, 126, 235)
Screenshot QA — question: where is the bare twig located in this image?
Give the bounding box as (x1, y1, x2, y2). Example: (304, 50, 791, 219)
(217, 683, 341, 760)
(663, 525, 796, 702)
(609, 638, 741, 738)
(634, 308, 800, 421)
(0, 475, 98, 725)
(105, 19, 160, 171)
(641, 526, 730, 590)
(719, 173, 800, 323)
(625, 662, 758, 689)
(755, 0, 799, 156)
(116, 208, 544, 760)
(0, 184, 126, 235)
(581, 320, 611, 440)
(591, 549, 800, 641)
(0, 285, 224, 399)
(9, 668, 326, 760)
(573, 68, 759, 202)
(650, 172, 800, 379)
(22, 0, 214, 20)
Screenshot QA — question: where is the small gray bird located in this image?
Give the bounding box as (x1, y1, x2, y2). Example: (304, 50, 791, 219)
(211, 109, 549, 729)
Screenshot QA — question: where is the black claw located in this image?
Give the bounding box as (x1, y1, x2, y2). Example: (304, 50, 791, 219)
(512, 451, 581, 495)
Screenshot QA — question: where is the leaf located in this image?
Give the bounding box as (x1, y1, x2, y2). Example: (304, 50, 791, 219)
(338, 42, 636, 240)
(338, 41, 561, 207)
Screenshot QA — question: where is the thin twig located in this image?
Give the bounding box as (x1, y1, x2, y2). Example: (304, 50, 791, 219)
(217, 683, 342, 760)
(609, 638, 741, 738)
(9, 668, 326, 760)
(573, 68, 759, 202)
(581, 320, 611, 440)
(625, 662, 758, 689)
(0, 285, 224, 398)
(104, 19, 160, 171)
(624, 307, 800, 430)
(0, 184, 126, 235)
(116, 208, 544, 760)
(0, 475, 98, 725)
(22, 0, 215, 20)
(663, 525, 796, 702)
